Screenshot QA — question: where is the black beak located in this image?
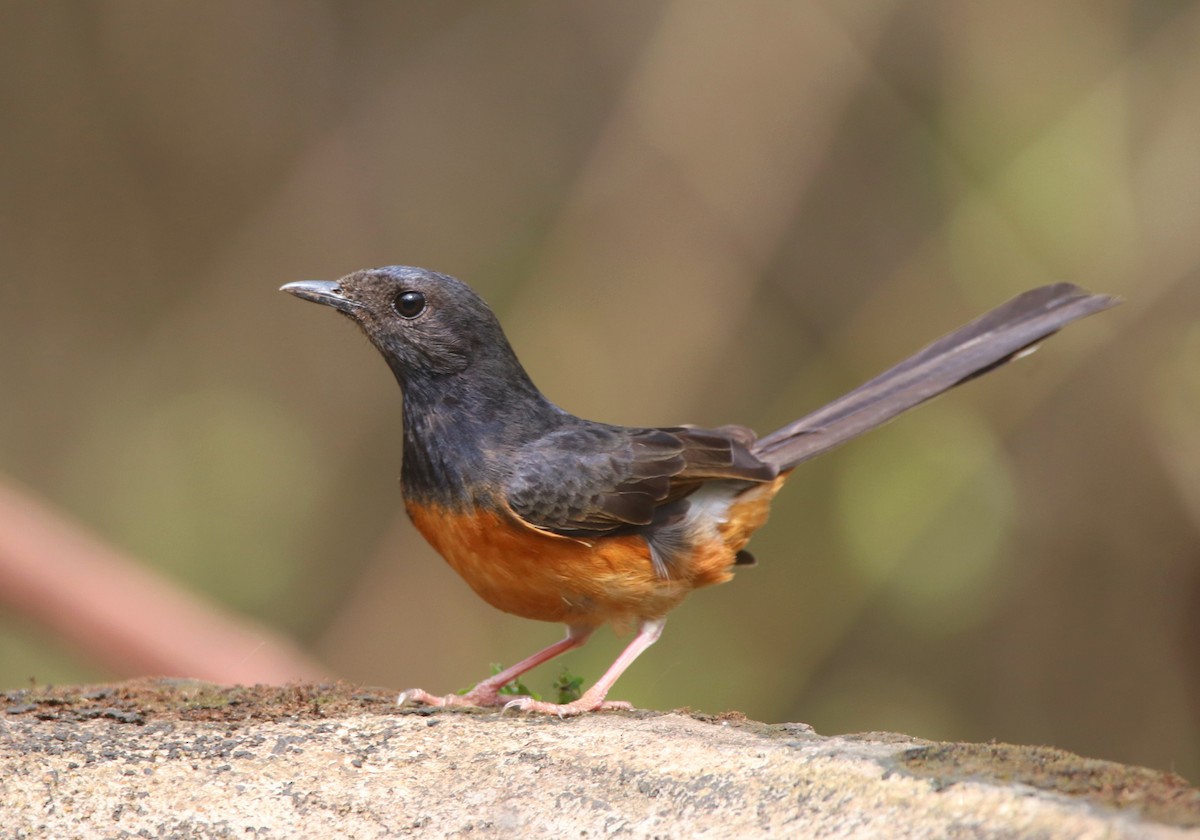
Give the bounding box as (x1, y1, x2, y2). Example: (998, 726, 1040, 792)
(280, 281, 359, 314)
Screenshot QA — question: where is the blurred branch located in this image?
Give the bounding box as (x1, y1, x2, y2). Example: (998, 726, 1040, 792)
(0, 477, 328, 684)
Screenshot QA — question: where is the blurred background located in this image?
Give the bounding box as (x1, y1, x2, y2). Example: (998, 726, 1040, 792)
(1, 2, 1198, 780)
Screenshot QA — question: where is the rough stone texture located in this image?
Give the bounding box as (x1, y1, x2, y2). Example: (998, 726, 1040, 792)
(1, 681, 1196, 838)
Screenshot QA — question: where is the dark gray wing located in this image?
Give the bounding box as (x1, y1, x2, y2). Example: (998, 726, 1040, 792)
(505, 423, 777, 540)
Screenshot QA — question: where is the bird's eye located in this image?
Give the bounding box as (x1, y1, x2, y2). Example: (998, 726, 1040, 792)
(394, 290, 426, 318)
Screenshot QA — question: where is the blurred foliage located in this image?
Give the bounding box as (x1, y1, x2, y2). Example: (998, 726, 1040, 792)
(1, 1, 1197, 780)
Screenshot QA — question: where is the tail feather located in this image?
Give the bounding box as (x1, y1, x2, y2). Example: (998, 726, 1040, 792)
(753, 283, 1119, 470)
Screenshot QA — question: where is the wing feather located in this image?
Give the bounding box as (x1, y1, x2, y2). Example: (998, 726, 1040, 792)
(505, 423, 777, 539)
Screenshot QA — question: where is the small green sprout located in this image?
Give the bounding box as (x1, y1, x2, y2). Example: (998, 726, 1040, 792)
(553, 668, 585, 704)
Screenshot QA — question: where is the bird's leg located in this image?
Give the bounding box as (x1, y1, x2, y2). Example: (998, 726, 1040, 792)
(506, 617, 665, 717)
(398, 624, 595, 709)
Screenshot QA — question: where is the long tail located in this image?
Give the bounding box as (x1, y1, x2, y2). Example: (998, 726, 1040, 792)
(753, 283, 1119, 471)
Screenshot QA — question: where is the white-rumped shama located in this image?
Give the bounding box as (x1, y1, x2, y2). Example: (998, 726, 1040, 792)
(282, 267, 1117, 716)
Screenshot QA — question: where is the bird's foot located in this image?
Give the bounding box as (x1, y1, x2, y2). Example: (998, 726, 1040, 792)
(502, 691, 633, 718)
(397, 687, 513, 709)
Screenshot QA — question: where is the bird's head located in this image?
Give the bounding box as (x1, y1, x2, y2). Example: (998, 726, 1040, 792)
(282, 266, 510, 382)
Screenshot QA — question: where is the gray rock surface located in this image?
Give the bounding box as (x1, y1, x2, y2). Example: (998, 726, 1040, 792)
(1, 681, 1196, 838)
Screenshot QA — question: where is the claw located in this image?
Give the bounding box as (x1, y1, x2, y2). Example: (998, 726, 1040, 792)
(396, 688, 505, 709)
(503, 694, 634, 717)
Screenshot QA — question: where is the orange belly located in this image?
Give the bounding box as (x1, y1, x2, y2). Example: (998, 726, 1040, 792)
(405, 476, 787, 628)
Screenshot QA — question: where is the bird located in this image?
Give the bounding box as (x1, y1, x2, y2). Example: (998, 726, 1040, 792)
(281, 267, 1117, 716)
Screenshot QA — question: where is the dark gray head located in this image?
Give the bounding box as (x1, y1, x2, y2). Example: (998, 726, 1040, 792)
(281, 266, 517, 383)
(282, 266, 561, 503)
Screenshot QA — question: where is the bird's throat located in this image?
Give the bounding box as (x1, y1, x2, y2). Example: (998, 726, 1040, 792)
(397, 372, 560, 511)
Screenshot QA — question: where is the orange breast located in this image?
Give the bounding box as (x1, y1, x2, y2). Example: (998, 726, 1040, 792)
(405, 475, 789, 628)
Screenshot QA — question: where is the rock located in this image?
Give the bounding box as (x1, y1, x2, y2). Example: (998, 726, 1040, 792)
(0, 680, 1195, 838)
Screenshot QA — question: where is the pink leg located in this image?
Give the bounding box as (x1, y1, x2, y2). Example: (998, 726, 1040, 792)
(398, 624, 595, 709)
(506, 617, 665, 717)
